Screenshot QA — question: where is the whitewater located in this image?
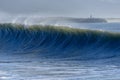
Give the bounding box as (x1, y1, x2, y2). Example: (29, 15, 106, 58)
(0, 17, 120, 80)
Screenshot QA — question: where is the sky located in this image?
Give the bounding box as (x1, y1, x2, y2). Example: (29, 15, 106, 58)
(0, 0, 120, 18)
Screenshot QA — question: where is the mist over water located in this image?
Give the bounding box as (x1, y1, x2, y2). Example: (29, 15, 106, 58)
(1, 14, 120, 32)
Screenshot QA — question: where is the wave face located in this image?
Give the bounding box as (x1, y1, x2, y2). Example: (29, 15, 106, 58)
(0, 23, 120, 61)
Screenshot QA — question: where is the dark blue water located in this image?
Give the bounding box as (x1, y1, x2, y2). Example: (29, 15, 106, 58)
(0, 23, 120, 80)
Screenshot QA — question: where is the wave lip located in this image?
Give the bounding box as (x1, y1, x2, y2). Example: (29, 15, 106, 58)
(0, 23, 120, 61)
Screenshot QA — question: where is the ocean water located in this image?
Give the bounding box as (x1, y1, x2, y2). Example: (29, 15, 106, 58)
(0, 22, 120, 80)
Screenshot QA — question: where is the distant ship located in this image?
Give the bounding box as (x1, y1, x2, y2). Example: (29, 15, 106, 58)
(70, 15, 107, 23)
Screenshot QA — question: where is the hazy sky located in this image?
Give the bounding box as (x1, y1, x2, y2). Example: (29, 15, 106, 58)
(0, 0, 120, 17)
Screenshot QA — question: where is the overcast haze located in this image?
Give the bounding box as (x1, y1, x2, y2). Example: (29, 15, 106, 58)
(0, 0, 120, 17)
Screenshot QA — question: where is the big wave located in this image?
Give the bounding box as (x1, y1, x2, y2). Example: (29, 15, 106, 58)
(0, 23, 120, 61)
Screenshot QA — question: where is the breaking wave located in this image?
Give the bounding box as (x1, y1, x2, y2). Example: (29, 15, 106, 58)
(0, 23, 120, 61)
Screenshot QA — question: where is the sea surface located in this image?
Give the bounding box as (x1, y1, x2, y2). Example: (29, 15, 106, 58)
(0, 20, 120, 80)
